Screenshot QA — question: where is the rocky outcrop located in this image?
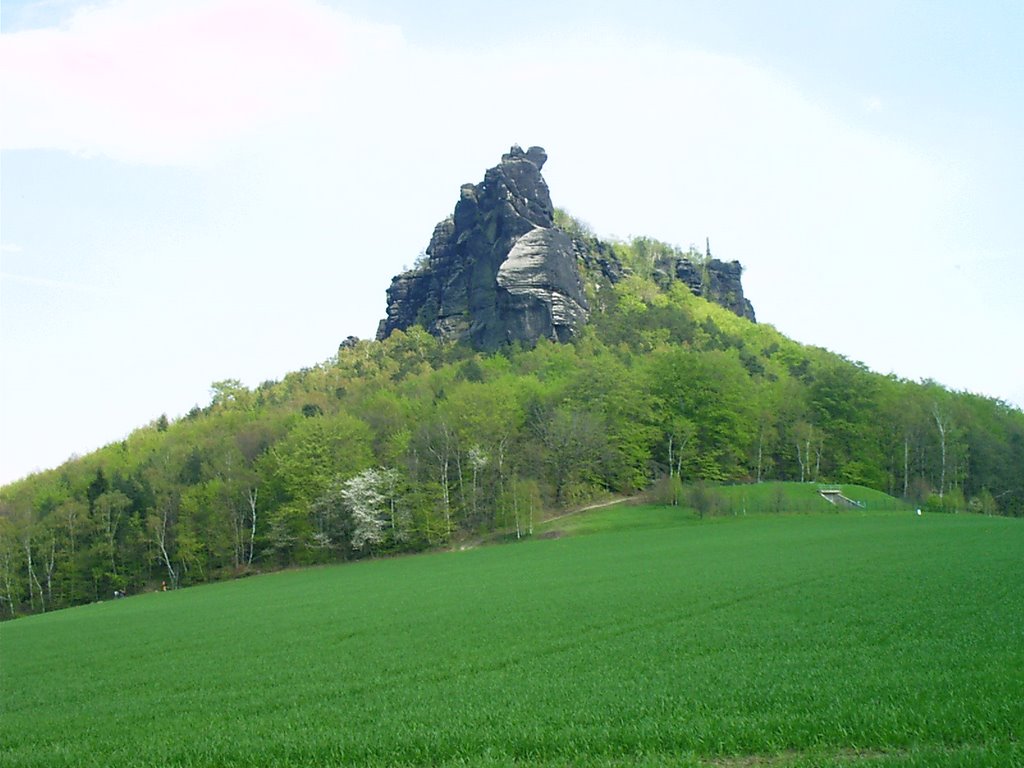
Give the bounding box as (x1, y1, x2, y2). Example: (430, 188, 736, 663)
(376, 146, 755, 349)
(376, 145, 588, 349)
(674, 257, 756, 322)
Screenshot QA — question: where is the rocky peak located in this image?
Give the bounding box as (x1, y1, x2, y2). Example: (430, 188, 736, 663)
(376, 145, 588, 349)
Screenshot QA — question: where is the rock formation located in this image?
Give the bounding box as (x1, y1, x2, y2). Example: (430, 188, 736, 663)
(376, 145, 588, 349)
(672, 256, 756, 323)
(377, 146, 755, 349)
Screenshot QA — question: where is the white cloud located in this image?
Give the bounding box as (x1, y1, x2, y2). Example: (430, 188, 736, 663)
(0, 0, 403, 164)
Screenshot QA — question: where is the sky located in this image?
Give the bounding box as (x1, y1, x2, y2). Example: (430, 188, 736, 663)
(1, 0, 1022, 485)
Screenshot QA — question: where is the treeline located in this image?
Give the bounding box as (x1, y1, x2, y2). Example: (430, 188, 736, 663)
(2, 234, 1022, 617)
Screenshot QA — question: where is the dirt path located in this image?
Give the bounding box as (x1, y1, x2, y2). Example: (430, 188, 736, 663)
(540, 496, 631, 525)
(455, 496, 634, 551)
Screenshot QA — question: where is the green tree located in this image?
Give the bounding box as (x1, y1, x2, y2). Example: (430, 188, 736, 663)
(271, 413, 374, 510)
(0, 515, 23, 616)
(92, 491, 131, 591)
(644, 348, 754, 482)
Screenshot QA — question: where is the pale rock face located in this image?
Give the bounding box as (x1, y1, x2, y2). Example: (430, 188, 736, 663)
(499, 228, 554, 283)
(497, 227, 587, 343)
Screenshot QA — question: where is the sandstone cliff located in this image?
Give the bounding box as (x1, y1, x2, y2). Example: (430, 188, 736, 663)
(377, 146, 755, 349)
(376, 145, 587, 348)
(671, 253, 756, 323)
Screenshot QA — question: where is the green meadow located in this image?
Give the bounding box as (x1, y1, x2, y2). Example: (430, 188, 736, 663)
(2, 499, 1022, 767)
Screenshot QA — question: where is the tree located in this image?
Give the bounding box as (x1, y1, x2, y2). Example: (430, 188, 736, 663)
(436, 378, 527, 526)
(750, 379, 789, 483)
(502, 478, 541, 538)
(536, 407, 607, 506)
(86, 468, 109, 511)
(343, 469, 387, 552)
(565, 345, 659, 492)
(647, 474, 685, 507)
(807, 356, 885, 484)
(339, 467, 409, 554)
(933, 402, 950, 498)
(415, 418, 456, 536)
(466, 445, 489, 521)
(270, 412, 374, 549)
(686, 481, 721, 519)
(794, 421, 822, 483)
(147, 492, 179, 589)
(0, 515, 23, 616)
(644, 348, 754, 483)
(93, 491, 131, 589)
(309, 478, 354, 552)
(244, 486, 258, 566)
(210, 379, 252, 411)
(665, 417, 697, 480)
(52, 499, 88, 604)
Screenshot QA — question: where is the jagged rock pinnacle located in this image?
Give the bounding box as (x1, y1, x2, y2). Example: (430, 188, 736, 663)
(376, 146, 588, 349)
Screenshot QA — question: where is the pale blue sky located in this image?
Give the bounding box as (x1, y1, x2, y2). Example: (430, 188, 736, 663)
(1, 0, 1022, 484)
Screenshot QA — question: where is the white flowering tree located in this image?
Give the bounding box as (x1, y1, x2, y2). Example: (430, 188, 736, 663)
(341, 467, 409, 553)
(342, 469, 386, 551)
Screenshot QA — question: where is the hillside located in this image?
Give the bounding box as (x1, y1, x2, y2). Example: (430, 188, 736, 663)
(4, 510, 1022, 766)
(1, 148, 1022, 618)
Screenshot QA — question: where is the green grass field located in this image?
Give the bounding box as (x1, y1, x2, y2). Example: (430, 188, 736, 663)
(2, 501, 1021, 767)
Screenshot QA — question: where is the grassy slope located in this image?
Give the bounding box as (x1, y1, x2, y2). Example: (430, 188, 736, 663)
(711, 482, 912, 513)
(2, 505, 1021, 767)
(537, 483, 910, 537)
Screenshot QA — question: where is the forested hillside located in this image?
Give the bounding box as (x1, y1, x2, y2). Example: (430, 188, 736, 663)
(2, 219, 1022, 618)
